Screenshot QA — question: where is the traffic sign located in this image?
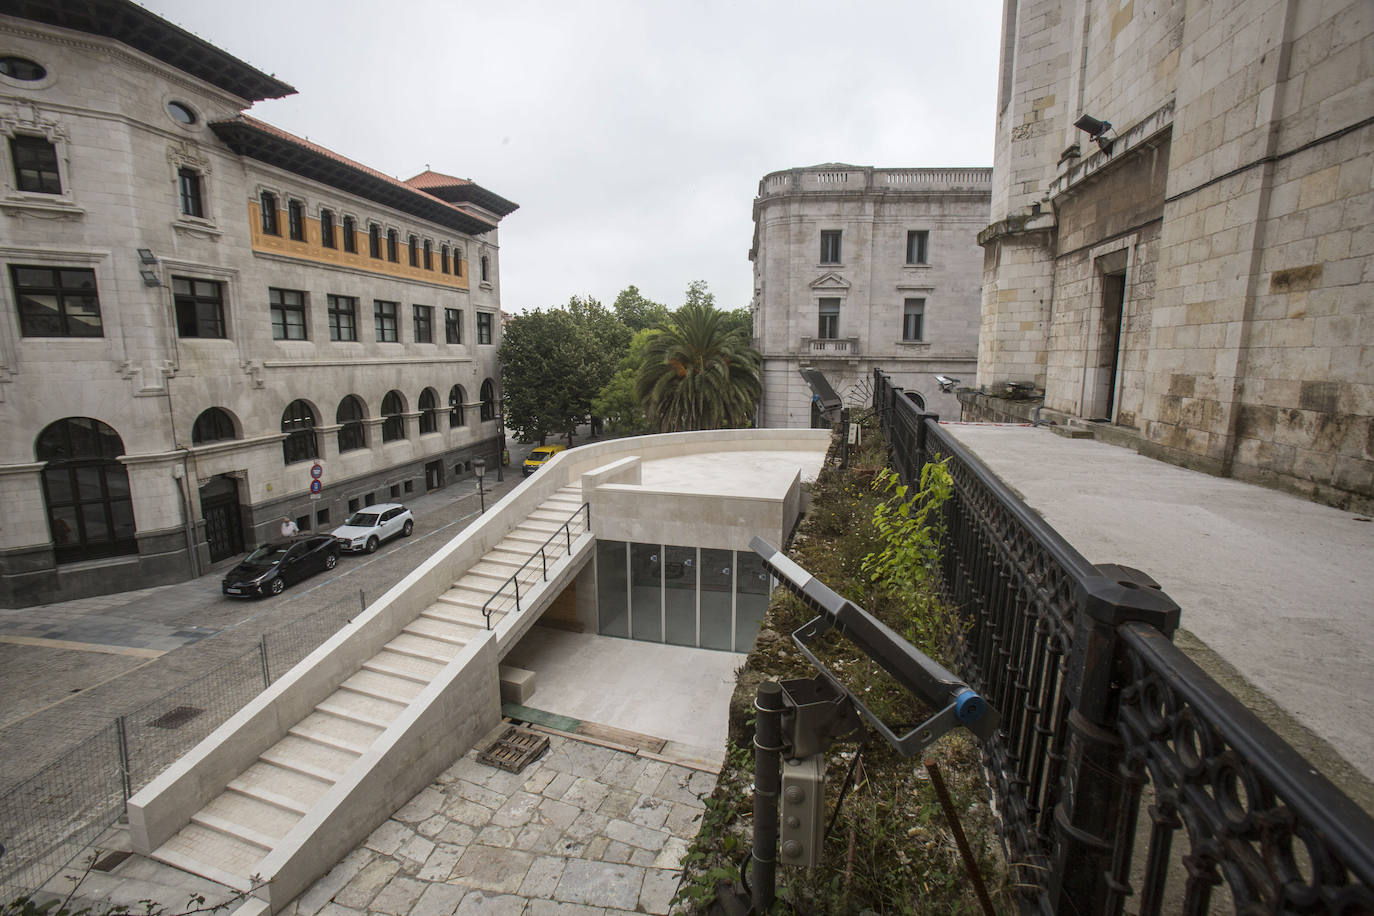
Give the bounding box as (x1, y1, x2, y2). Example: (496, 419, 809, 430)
(310, 479, 322, 494)
(311, 464, 323, 480)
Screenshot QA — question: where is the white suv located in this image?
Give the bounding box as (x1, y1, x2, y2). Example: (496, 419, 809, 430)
(331, 503, 415, 553)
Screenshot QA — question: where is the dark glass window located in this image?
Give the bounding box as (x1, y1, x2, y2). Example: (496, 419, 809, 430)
(0, 57, 46, 81)
(820, 230, 842, 264)
(418, 388, 439, 434)
(342, 216, 357, 253)
(480, 255, 489, 282)
(454, 249, 463, 277)
(320, 209, 336, 248)
(259, 191, 279, 235)
(448, 384, 466, 427)
(288, 199, 305, 241)
(445, 308, 462, 344)
(476, 311, 493, 345)
(903, 298, 925, 341)
(413, 304, 433, 343)
(328, 294, 358, 342)
(172, 276, 225, 338)
(479, 379, 496, 421)
(11, 265, 102, 337)
(166, 101, 196, 125)
(818, 298, 840, 339)
(270, 288, 307, 340)
(387, 229, 399, 262)
(423, 240, 433, 270)
(281, 400, 318, 464)
(336, 395, 366, 452)
(177, 168, 203, 217)
(906, 230, 929, 265)
(191, 407, 236, 444)
(10, 135, 61, 194)
(36, 417, 136, 563)
(368, 223, 381, 258)
(441, 245, 450, 274)
(381, 390, 405, 442)
(408, 234, 418, 267)
(374, 300, 398, 342)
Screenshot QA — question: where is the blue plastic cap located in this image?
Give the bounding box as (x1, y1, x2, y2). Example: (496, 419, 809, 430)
(954, 689, 985, 724)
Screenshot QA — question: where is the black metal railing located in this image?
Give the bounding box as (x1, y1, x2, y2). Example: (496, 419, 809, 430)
(481, 503, 590, 628)
(872, 369, 1374, 915)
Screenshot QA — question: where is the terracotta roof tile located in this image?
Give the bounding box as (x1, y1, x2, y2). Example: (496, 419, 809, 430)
(405, 170, 473, 190)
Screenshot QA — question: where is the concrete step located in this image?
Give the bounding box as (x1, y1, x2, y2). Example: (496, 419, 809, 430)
(343, 668, 424, 704)
(229, 760, 332, 813)
(189, 811, 276, 852)
(404, 615, 479, 646)
(1050, 423, 1095, 439)
(474, 550, 528, 569)
(384, 631, 461, 664)
(152, 824, 259, 891)
(453, 568, 511, 591)
(197, 791, 299, 842)
(434, 585, 497, 612)
(317, 687, 406, 730)
(363, 648, 444, 684)
(289, 709, 384, 755)
(266, 733, 361, 779)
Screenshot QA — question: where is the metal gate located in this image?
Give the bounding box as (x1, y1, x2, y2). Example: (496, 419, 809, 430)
(200, 475, 244, 562)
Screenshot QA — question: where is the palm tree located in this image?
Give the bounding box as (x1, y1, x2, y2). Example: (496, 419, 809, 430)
(636, 302, 761, 431)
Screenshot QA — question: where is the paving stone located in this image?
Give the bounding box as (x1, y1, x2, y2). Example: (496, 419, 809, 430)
(598, 754, 648, 790)
(664, 802, 703, 836)
(333, 857, 399, 909)
(605, 818, 668, 851)
(436, 821, 479, 847)
(535, 796, 580, 830)
(398, 833, 437, 868)
(481, 765, 531, 796)
(451, 845, 533, 894)
(565, 810, 610, 843)
(296, 848, 374, 915)
(633, 761, 670, 795)
(627, 795, 670, 829)
(563, 776, 611, 810)
(476, 824, 519, 846)
(639, 867, 681, 915)
(513, 822, 563, 854)
(454, 779, 508, 810)
(490, 791, 543, 827)
(364, 819, 413, 856)
(653, 769, 707, 807)
(444, 755, 490, 784)
(686, 771, 716, 803)
(554, 860, 644, 910)
(444, 797, 497, 827)
(602, 841, 632, 864)
(410, 881, 467, 916)
(582, 836, 609, 860)
(369, 875, 426, 915)
(597, 789, 638, 819)
(653, 836, 691, 869)
(417, 844, 463, 882)
(543, 772, 577, 799)
(395, 786, 447, 823)
(562, 743, 617, 778)
(629, 848, 657, 867)
(453, 890, 526, 915)
(418, 814, 450, 837)
(315, 904, 363, 916)
(525, 901, 605, 916)
(518, 854, 567, 897)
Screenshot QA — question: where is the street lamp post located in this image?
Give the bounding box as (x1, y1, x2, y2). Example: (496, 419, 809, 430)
(473, 457, 486, 514)
(496, 410, 505, 483)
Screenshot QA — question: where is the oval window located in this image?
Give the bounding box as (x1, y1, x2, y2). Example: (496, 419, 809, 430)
(0, 56, 46, 81)
(166, 101, 197, 125)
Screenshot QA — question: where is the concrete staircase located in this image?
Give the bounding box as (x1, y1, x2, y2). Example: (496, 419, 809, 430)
(144, 485, 585, 893)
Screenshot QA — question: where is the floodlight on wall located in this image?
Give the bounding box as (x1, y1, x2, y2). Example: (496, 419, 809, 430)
(1073, 113, 1115, 156)
(139, 269, 161, 286)
(137, 248, 157, 264)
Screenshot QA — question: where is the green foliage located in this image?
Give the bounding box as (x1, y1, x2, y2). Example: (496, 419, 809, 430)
(671, 747, 750, 910)
(3, 858, 257, 916)
(590, 329, 655, 435)
(611, 285, 670, 333)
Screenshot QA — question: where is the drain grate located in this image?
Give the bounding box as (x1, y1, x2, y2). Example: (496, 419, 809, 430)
(477, 726, 549, 774)
(147, 705, 204, 729)
(93, 850, 132, 872)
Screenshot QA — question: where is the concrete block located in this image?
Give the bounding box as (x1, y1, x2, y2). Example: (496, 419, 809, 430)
(498, 665, 537, 704)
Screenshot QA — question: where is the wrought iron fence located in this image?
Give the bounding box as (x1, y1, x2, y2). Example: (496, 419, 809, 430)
(0, 595, 362, 904)
(872, 368, 1374, 914)
(481, 503, 590, 627)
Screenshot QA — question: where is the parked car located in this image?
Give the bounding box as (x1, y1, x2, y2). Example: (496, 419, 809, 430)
(522, 444, 567, 476)
(221, 535, 340, 598)
(331, 503, 414, 553)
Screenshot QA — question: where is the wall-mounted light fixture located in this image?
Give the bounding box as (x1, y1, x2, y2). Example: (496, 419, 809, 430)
(1073, 113, 1115, 156)
(137, 248, 163, 287)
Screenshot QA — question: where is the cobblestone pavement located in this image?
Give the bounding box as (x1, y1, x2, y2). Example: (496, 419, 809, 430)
(54, 728, 717, 916)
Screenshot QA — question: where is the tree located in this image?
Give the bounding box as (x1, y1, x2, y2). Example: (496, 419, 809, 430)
(591, 329, 655, 435)
(499, 308, 586, 444)
(720, 305, 752, 341)
(612, 285, 670, 333)
(635, 296, 761, 432)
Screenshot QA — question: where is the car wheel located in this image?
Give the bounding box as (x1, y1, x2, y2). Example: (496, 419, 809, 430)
(267, 577, 285, 596)
(324, 552, 338, 570)
(402, 520, 414, 537)
(365, 536, 379, 554)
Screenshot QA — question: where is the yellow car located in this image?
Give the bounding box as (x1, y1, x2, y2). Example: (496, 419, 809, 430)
(522, 444, 567, 476)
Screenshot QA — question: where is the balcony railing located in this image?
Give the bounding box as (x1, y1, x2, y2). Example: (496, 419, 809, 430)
(800, 336, 858, 356)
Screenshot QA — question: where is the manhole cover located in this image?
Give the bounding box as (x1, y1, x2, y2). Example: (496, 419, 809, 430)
(477, 726, 549, 773)
(147, 705, 204, 729)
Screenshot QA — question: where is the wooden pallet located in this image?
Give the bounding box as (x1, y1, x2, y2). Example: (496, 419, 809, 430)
(476, 726, 550, 773)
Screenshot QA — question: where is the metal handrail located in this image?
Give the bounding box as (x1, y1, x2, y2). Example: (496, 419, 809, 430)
(480, 503, 590, 629)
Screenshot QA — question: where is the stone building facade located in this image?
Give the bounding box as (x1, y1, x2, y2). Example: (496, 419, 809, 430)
(750, 164, 990, 427)
(0, 1, 516, 606)
(975, 0, 1373, 510)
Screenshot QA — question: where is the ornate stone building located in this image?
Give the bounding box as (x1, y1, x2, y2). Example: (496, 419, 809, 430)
(750, 164, 990, 427)
(973, 0, 1373, 510)
(0, 0, 516, 605)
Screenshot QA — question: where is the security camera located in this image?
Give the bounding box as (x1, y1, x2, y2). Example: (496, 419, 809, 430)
(934, 375, 960, 393)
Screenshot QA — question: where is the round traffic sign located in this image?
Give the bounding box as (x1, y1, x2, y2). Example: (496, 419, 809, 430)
(311, 464, 323, 480)
(310, 479, 322, 494)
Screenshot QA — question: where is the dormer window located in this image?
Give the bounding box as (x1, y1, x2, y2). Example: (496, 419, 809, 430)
(0, 57, 46, 81)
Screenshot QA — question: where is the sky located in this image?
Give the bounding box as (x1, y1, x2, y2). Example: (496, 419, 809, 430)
(144, 0, 1003, 314)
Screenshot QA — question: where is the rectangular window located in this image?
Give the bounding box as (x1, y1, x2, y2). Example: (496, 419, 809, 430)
(342, 216, 357, 253)
(10, 265, 102, 337)
(454, 251, 463, 277)
(288, 199, 305, 241)
(368, 224, 381, 258)
(320, 209, 336, 248)
(445, 308, 462, 344)
(387, 230, 399, 262)
(328, 294, 358, 341)
(820, 230, 842, 264)
(260, 191, 279, 235)
(476, 311, 493, 345)
(10, 135, 61, 194)
(817, 298, 840, 339)
(270, 288, 307, 339)
(423, 240, 432, 270)
(902, 298, 925, 341)
(177, 168, 203, 217)
(906, 230, 929, 265)
(441, 245, 450, 274)
(408, 234, 418, 267)
(172, 277, 225, 338)
(374, 300, 399, 342)
(413, 304, 433, 343)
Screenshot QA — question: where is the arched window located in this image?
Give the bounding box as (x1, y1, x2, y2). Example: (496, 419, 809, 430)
(191, 407, 236, 444)
(418, 388, 439, 434)
(36, 417, 136, 562)
(386, 229, 399, 262)
(479, 379, 496, 422)
(449, 384, 466, 428)
(281, 400, 318, 464)
(381, 390, 405, 442)
(336, 395, 366, 452)
(480, 255, 490, 282)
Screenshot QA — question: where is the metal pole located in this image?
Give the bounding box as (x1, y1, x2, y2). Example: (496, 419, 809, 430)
(359, 588, 366, 614)
(478, 484, 485, 514)
(752, 682, 785, 913)
(115, 715, 132, 802)
(924, 759, 996, 916)
(259, 634, 271, 687)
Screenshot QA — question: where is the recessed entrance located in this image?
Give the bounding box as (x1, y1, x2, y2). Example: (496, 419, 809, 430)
(199, 475, 244, 562)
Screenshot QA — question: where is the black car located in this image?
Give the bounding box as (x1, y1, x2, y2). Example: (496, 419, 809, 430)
(221, 535, 340, 598)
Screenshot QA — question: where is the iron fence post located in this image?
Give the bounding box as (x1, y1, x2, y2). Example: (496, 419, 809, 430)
(259, 634, 271, 687)
(115, 715, 132, 802)
(1048, 567, 1179, 915)
(751, 682, 785, 913)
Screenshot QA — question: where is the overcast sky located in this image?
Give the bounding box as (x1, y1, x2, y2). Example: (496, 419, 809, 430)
(145, 0, 1002, 314)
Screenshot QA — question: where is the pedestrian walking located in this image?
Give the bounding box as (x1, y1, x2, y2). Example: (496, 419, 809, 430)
(280, 516, 298, 538)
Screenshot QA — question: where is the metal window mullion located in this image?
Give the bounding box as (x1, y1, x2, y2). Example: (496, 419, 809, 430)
(624, 541, 632, 640)
(730, 549, 738, 653)
(694, 547, 701, 648)
(659, 543, 666, 643)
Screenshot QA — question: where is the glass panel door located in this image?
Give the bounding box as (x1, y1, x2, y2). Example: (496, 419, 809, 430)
(664, 545, 697, 646)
